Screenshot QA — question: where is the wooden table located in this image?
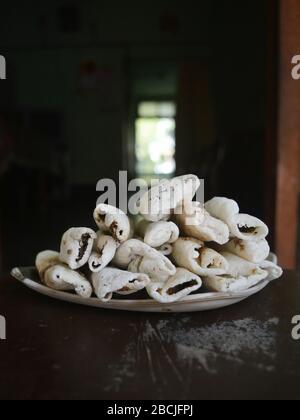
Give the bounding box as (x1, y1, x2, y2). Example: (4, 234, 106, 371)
(0, 270, 300, 400)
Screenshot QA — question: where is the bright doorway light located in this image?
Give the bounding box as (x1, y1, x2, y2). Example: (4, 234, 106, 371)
(135, 101, 176, 178)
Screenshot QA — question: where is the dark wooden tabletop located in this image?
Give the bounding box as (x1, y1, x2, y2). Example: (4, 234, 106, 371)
(0, 270, 300, 400)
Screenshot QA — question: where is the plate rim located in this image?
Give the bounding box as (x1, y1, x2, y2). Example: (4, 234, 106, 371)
(11, 266, 271, 307)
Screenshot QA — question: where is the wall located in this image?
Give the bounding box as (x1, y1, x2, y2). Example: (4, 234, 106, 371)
(0, 0, 267, 185)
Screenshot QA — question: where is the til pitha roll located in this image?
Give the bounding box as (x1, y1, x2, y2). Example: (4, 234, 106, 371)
(93, 204, 130, 243)
(91, 267, 150, 301)
(147, 268, 202, 303)
(259, 260, 283, 281)
(36, 251, 92, 298)
(203, 252, 268, 293)
(128, 254, 175, 283)
(44, 265, 92, 298)
(157, 243, 173, 256)
(221, 238, 270, 264)
(60, 227, 96, 270)
(172, 237, 228, 277)
(205, 197, 269, 241)
(138, 174, 200, 222)
(137, 220, 179, 248)
(88, 234, 118, 272)
(113, 239, 176, 278)
(36, 250, 61, 279)
(174, 201, 230, 245)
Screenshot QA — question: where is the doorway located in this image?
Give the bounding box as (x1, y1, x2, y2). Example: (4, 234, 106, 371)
(135, 100, 176, 179)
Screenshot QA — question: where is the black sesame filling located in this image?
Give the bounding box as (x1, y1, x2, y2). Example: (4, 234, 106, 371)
(238, 225, 257, 234)
(76, 233, 91, 262)
(167, 280, 198, 295)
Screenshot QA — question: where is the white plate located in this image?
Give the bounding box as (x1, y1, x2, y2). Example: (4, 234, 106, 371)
(11, 266, 272, 313)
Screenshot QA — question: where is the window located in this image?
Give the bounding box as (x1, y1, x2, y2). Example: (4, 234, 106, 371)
(135, 101, 176, 178)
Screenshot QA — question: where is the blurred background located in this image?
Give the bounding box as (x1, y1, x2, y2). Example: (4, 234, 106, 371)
(0, 0, 299, 271)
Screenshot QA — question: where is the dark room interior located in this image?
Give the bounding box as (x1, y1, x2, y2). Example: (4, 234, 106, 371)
(0, 0, 300, 402)
(1, 0, 286, 270)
